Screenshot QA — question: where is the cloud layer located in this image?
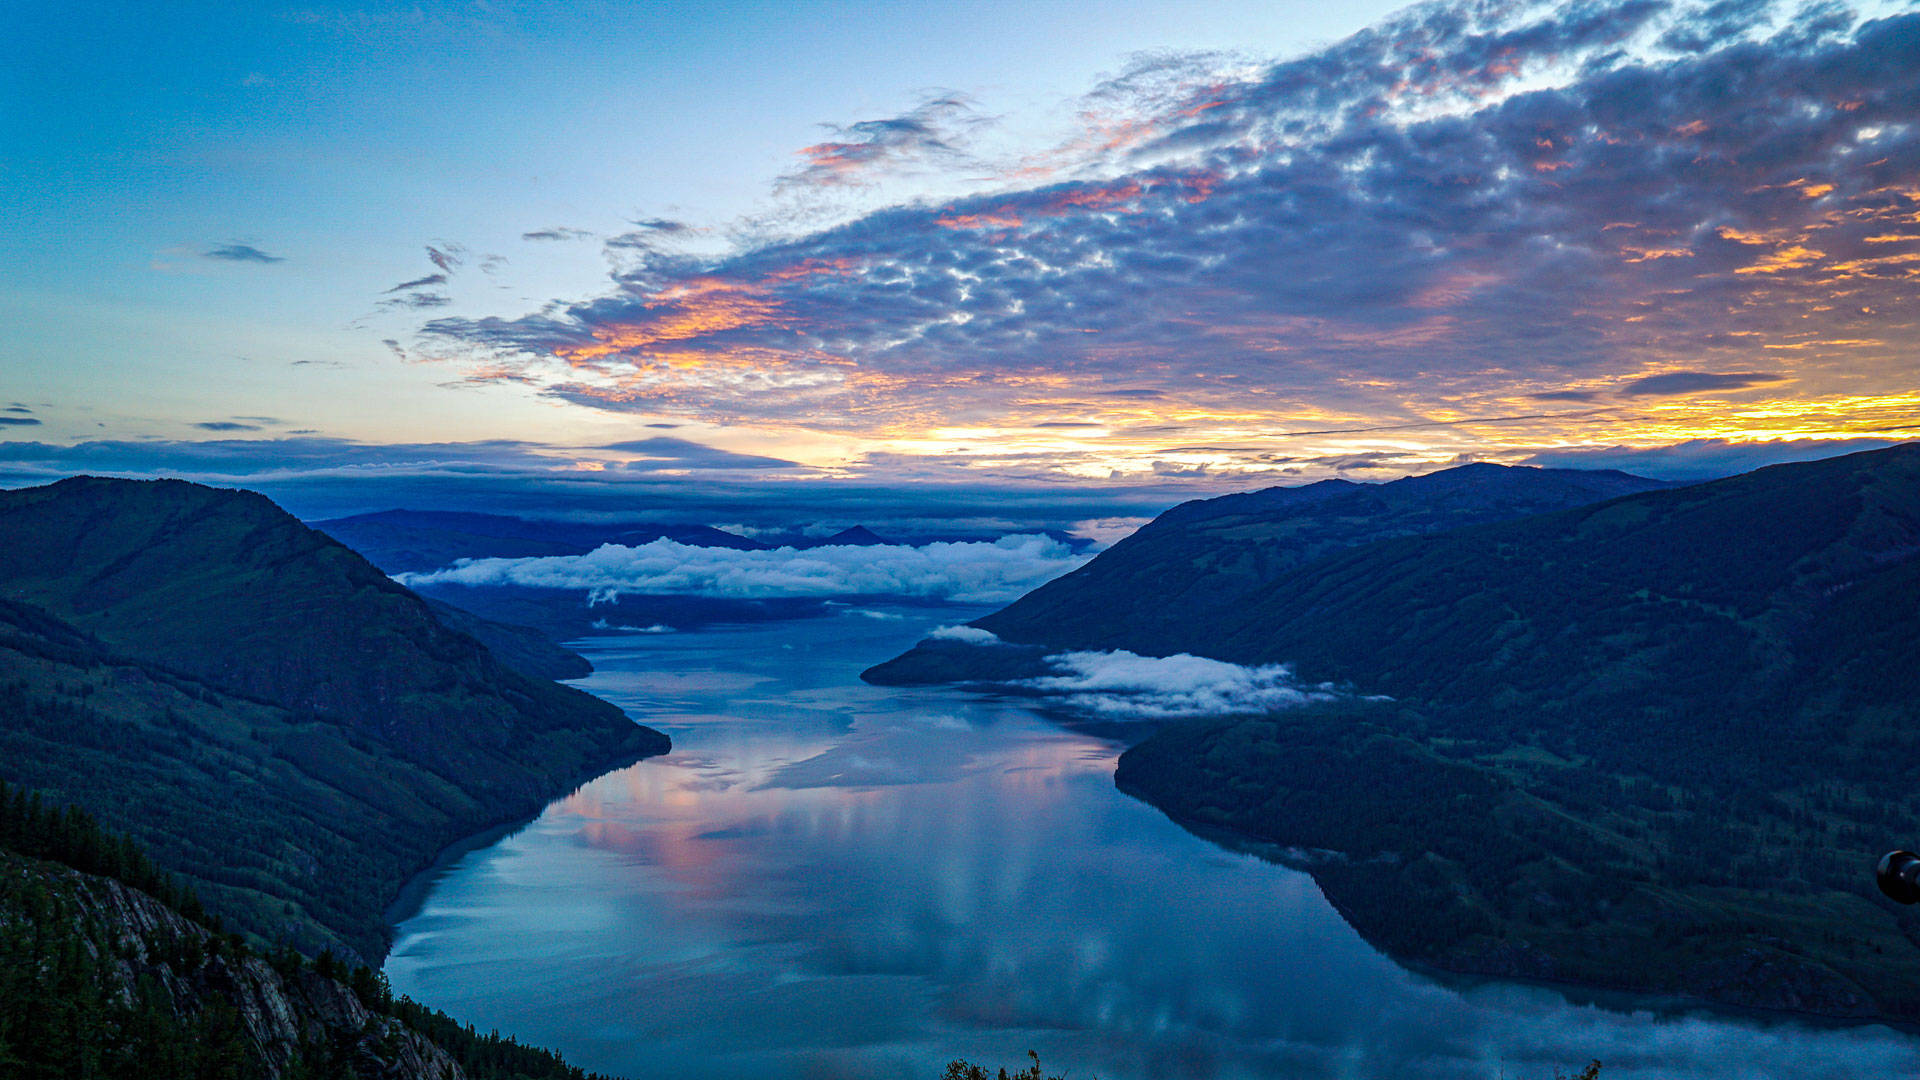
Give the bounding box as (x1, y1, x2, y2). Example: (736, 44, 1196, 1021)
(1021, 650, 1345, 720)
(204, 243, 283, 264)
(410, 0, 1920, 471)
(926, 624, 1002, 644)
(0, 434, 1210, 527)
(400, 534, 1090, 604)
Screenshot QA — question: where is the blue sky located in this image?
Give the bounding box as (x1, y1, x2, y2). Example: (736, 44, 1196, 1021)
(3, 0, 1917, 524)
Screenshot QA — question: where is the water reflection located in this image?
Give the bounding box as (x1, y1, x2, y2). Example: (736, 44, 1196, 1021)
(388, 608, 1920, 1080)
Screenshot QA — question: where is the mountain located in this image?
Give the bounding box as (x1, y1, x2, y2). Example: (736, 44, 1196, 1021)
(0, 845, 469, 1080)
(865, 462, 1671, 684)
(407, 586, 835, 642)
(1203, 446, 1920, 718)
(1106, 445, 1920, 1018)
(0, 477, 668, 961)
(422, 597, 592, 681)
(814, 525, 889, 546)
(315, 507, 792, 640)
(0, 783, 610, 1080)
(311, 508, 764, 575)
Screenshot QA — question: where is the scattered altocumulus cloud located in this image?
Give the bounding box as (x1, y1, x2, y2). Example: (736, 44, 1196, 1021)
(1022, 650, 1346, 720)
(385, 273, 447, 293)
(203, 243, 283, 264)
(406, 1, 1920, 472)
(778, 92, 984, 192)
(399, 534, 1090, 604)
(1522, 437, 1916, 479)
(522, 227, 594, 242)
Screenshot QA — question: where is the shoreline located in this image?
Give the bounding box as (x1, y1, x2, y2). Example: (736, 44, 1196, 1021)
(381, 816, 538, 931)
(1111, 772, 1918, 1033)
(378, 735, 667, 959)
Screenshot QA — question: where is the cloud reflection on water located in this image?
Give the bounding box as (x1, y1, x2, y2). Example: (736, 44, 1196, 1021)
(388, 611, 1920, 1080)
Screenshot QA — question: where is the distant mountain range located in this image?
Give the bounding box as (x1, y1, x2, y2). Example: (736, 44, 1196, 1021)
(313, 509, 1093, 640)
(868, 447, 1920, 1020)
(311, 508, 765, 574)
(0, 476, 669, 962)
(313, 508, 1091, 576)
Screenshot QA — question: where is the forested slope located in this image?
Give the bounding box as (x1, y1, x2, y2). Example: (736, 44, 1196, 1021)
(866, 463, 1666, 684)
(1117, 445, 1920, 1018)
(0, 477, 668, 961)
(0, 781, 611, 1080)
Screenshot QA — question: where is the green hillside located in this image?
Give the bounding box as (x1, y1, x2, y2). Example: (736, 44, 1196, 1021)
(0, 477, 668, 961)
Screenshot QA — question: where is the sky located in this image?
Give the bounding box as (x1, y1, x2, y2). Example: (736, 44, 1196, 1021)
(3, 0, 1917, 527)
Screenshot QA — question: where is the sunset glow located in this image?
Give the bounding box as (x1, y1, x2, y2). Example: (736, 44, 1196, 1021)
(3, 0, 1916, 522)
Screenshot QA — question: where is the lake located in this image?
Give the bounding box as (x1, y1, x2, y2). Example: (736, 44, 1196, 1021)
(387, 605, 1920, 1079)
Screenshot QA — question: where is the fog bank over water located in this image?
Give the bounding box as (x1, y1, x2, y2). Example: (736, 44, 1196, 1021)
(387, 608, 1920, 1080)
(1021, 649, 1347, 720)
(399, 534, 1090, 604)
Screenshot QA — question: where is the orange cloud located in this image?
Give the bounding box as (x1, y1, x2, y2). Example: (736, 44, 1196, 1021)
(1824, 251, 1920, 276)
(936, 172, 1213, 231)
(1733, 245, 1825, 274)
(558, 279, 786, 362)
(1180, 168, 1223, 204)
(1621, 246, 1694, 263)
(935, 210, 1025, 231)
(1175, 98, 1227, 119)
(556, 259, 857, 362)
(795, 141, 868, 179)
(1045, 179, 1146, 214)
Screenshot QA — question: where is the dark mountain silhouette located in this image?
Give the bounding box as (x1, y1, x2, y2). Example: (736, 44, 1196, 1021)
(312, 507, 764, 575)
(813, 525, 889, 546)
(0, 477, 668, 960)
(866, 462, 1670, 684)
(870, 446, 1920, 1019)
(1110, 447, 1920, 1018)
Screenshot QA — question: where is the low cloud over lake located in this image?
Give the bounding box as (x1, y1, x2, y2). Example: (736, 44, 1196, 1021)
(1022, 649, 1347, 720)
(401, 534, 1089, 605)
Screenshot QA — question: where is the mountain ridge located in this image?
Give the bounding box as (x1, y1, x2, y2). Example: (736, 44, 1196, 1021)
(1100, 445, 1920, 1019)
(865, 462, 1672, 684)
(311, 507, 766, 576)
(0, 476, 669, 961)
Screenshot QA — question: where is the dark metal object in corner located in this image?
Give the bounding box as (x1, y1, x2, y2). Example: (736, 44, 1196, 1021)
(1877, 850, 1920, 905)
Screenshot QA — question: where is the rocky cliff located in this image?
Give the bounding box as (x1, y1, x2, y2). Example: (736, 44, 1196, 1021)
(0, 847, 468, 1079)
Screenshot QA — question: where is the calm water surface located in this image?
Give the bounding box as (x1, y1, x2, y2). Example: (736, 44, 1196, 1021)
(387, 607, 1920, 1079)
